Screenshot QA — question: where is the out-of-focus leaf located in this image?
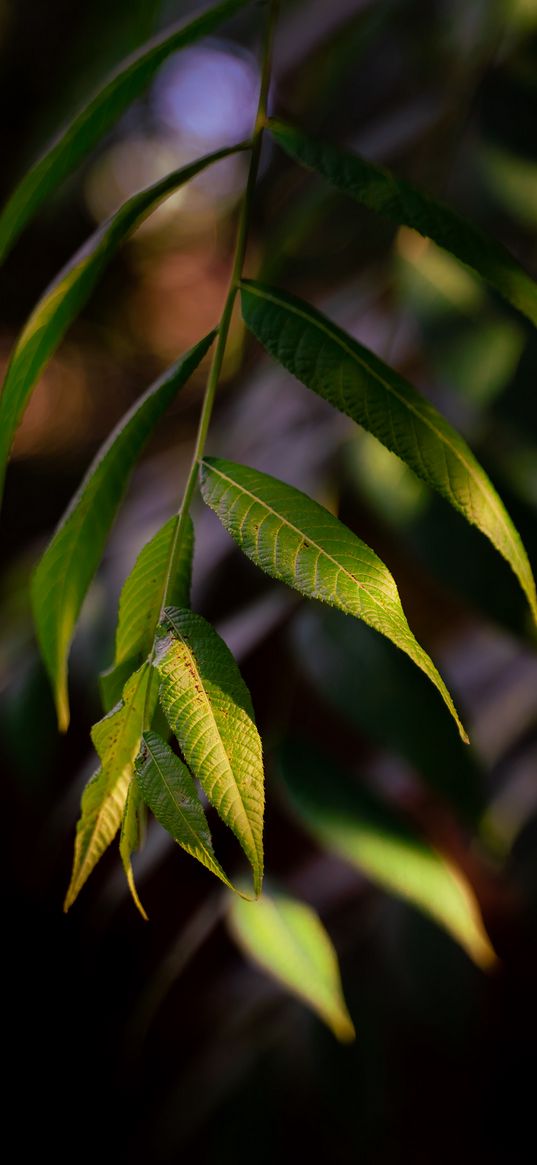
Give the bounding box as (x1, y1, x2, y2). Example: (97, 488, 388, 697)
(228, 889, 355, 1042)
(0, 0, 250, 261)
(240, 280, 537, 626)
(0, 146, 238, 503)
(120, 777, 148, 920)
(268, 119, 537, 328)
(64, 662, 156, 910)
(32, 334, 214, 731)
(200, 456, 467, 740)
(135, 731, 235, 892)
(155, 607, 264, 896)
(280, 740, 496, 970)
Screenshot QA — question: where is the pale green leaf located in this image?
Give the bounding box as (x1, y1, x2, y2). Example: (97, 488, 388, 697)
(268, 118, 537, 329)
(135, 731, 235, 892)
(116, 514, 194, 667)
(155, 607, 264, 895)
(240, 280, 537, 626)
(31, 334, 213, 731)
(119, 778, 148, 921)
(228, 890, 355, 1042)
(280, 740, 496, 970)
(0, 146, 238, 503)
(0, 0, 250, 262)
(64, 662, 156, 910)
(200, 457, 467, 741)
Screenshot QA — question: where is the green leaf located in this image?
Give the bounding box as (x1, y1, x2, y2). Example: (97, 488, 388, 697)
(64, 662, 156, 911)
(155, 607, 264, 896)
(279, 740, 496, 970)
(0, 0, 250, 262)
(228, 890, 355, 1042)
(100, 656, 141, 715)
(0, 147, 239, 504)
(120, 778, 148, 920)
(268, 118, 537, 329)
(116, 514, 194, 666)
(31, 334, 213, 731)
(200, 457, 467, 741)
(240, 280, 537, 627)
(135, 731, 235, 892)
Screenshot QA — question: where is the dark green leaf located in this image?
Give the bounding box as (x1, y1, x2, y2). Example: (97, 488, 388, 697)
(200, 457, 467, 740)
(240, 280, 537, 626)
(32, 333, 213, 730)
(0, 0, 250, 261)
(268, 118, 537, 329)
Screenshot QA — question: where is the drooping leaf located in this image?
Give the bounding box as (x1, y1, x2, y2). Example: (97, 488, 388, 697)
(240, 280, 537, 626)
(64, 662, 156, 911)
(228, 889, 355, 1042)
(268, 119, 537, 329)
(0, 147, 239, 503)
(155, 607, 264, 895)
(100, 657, 141, 715)
(120, 777, 148, 920)
(0, 0, 250, 262)
(115, 514, 194, 667)
(200, 457, 467, 741)
(135, 731, 235, 892)
(279, 740, 496, 970)
(31, 333, 213, 731)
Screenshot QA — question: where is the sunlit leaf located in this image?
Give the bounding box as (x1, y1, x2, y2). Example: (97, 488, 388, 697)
(120, 777, 148, 920)
(280, 740, 496, 970)
(64, 662, 156, 911)
(200, 457, 467, 740)
(155, 607, 264, 895)
(228, 889, 355, 1042)
(135, 731, 235, 892)
(32, 334, 213, 731)
(0, 0, 250, 261)
(0, 146, 239, 503)
(268, 118, 537, 328)
(116, 515, 194, 666)
(240, 280, 537, 626)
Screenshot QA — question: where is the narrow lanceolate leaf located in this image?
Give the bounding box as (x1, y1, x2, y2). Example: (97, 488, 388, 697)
(241, 281, 537, 626)
(115, 514, 194, 667)
(155, 607, 264, 896)
(280, 741, 496, 970)
(120, 778, 148, 920)
(64, 662, 155, 911)
(135, 731, 235, 892)
(268, 119, 537, 329)
(200, 457, 467, 741)
(32, 333, 213, 731)
(0, 0, 250, 262)
(0, 147, 239, 503)
(228, 890, 355, 1042)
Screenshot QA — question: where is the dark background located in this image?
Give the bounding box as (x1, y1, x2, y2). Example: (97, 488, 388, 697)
(1, 1, 537, 1161)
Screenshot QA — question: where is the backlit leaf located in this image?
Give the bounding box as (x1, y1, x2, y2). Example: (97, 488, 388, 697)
(240, 280, 537, 626)
(120, 778, 148, 920)
(200, 457, 467, 740)
(32, 334, 213, 731)
(116, 514, 194, 667)
(228, 889, 355, 1042)
(155, 607, 264, 896)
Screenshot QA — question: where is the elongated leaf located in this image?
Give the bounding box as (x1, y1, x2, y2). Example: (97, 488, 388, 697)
(116, 514, 194, 667)
(0, 0, 249, 262)
(155, 607, 264, 895)
(135, 731, 235, 892)
(64, 662, 155, 911)
(0, 147, 238, 503)
(268, 119, 537, 329)
(240, 280, 537, 625)
(280, 740, 496, 970)
(200, 457, 467, 740)
(228, 890, 355, 1042)
(32, 334, 213, 731)
(120, 778, 148, 920)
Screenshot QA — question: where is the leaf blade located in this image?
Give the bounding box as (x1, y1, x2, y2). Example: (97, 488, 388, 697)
(32, 334, 213, 730)
(155, 607, 264, 895)
(0, 0, 250, 261)
(116, 514, 194, 667)
(268, 118, 537, 329)
(228, 890, 355, 1042)
(240, 280, 537, 625)
(200, 456, 467, 740)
